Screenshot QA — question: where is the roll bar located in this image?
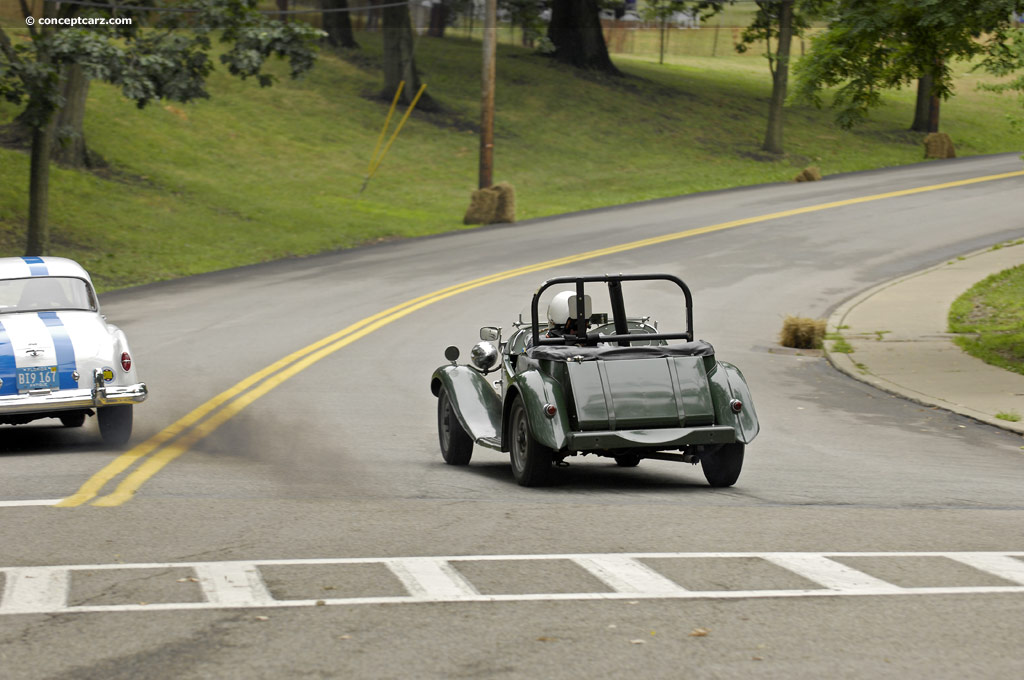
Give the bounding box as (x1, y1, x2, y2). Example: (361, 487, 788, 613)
(530, 274, 694, 347)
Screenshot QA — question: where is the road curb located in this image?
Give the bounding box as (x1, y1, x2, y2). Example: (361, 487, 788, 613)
(824, 243, 1024, 438)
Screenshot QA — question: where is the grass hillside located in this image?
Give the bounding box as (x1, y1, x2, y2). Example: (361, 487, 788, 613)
(1, 29, 1021, 290)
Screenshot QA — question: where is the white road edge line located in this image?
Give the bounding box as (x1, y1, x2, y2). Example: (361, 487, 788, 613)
(0, 499, 63, 508)
(4, 586, 1024, 615)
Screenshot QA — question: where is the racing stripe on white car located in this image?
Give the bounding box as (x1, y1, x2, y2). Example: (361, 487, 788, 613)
(36, 312, 78, 389)
(2, 551, 1022, 615)
(20, 256, 48, 277)
(0, 321, 16, 396)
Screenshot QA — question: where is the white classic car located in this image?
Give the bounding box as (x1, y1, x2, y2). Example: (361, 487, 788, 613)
(0, 256, 147, 445)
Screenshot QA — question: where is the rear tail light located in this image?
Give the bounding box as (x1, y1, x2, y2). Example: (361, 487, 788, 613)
(730, 399, 743, 413)
(543, 404, 557, 418)
(121, 352, 132, 372)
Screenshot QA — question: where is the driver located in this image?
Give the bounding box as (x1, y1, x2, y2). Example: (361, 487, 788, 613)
(546, 291, 592, 341)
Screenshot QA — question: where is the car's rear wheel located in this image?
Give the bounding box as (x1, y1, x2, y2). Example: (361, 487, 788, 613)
(700, 443, 744, 487)
(59, 412, 86, 428)
(98, 405, 133, 447)
(438, 388, 473, 465)
(509, 397, 553, 486)
(614, 452, 641, 467)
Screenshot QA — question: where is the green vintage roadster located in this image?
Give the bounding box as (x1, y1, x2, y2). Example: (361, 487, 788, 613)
(430, 274, 759, 487)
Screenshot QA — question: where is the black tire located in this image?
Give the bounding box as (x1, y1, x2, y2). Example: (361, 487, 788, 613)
(438, 388, 473, 465)
(614, 452, 641, 467)
(700, 443, 744, 487)
(508, 397, 553, 486)
(59, 412, 86, 428)
(97, 405, 133, 447)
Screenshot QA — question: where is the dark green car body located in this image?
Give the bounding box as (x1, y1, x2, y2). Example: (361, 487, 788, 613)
(430, 275, 759, 487)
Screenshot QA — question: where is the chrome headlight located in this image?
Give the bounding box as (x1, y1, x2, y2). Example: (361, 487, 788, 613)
(470, 341, 498, 371)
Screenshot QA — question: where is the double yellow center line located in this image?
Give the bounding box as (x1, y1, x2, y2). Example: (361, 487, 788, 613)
(59, 169, 1024, 507)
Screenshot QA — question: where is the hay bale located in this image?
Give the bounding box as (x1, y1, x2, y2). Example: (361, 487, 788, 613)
(464, 182, 516, 225)
(793, 166, 822, 183)
(780, 316, 827, 349)
(923, 132, 956, 159)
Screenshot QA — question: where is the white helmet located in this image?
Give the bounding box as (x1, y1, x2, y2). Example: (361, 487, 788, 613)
(547, 291, 592, 326)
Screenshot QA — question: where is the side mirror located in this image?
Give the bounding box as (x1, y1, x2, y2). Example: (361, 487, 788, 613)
(479, 326, 500, 342)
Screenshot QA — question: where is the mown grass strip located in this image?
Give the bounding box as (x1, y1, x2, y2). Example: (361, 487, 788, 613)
(949, 262, 1024, 376)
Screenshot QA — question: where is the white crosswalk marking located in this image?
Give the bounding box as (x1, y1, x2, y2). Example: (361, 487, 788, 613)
(944, 553, 1024, 585)
(0, 567, 69, 614)
(1, 552, 1022, 615)
(572, 555, 689, 595)
(385, 558, 479, 600)
(761, 554, 902, 592)
(193, 563, 275, 607)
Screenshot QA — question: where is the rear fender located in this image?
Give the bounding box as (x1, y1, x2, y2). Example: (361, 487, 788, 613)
(504, 369, 571, 451)
(430, 365, 501, 442)
(707, 361, 759, 444)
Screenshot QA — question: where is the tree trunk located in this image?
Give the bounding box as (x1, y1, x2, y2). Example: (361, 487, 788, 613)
(659, 18, 667, 65)
(51, 64, 91, 167)
(323, 0, 359, 48)
(547, 0, 620, 74)
(428, 2, 448, 38)
(276, 0, 289, 22)
(928, 94, 940, 133)
(910, 75, 932, 132)
(762, 0, 794, 154)
(26, 120, 55, 256)
(381, 3, 435, 108)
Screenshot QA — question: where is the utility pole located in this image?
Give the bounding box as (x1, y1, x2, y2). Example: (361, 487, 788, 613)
(479, 0, 497, 189)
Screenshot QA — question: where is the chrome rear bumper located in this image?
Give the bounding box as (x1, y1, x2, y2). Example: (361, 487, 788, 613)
(566, 425, 735, 452)
(0, 382, 148, 414)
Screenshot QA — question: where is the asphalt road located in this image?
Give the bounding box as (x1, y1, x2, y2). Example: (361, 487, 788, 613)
(2, 154, 1024, 679)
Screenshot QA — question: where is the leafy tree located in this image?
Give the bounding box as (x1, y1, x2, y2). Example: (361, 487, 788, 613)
(1, 0, 321, 256)
(737, 0, 826, 154)
(980, 24, 1024, 127)
(503, 0, 546, 47)
(794, 0, 1024, 132)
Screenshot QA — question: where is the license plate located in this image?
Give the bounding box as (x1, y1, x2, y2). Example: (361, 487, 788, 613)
(17, 366, 58, 391)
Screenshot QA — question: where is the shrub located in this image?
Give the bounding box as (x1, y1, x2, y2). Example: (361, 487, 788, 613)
(780, 316, 827, 349)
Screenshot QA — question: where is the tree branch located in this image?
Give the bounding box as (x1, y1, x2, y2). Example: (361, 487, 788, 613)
(19, 0, 38, 38)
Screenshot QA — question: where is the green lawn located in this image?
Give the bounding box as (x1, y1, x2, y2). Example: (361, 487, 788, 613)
(949, 251, 1024, 376)
(1, 29, 1022, 291)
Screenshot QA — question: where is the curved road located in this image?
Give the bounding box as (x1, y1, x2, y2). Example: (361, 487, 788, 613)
(2, 155, 1024, 678)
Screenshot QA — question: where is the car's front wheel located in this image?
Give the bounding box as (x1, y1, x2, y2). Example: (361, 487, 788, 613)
(438, 387, 473, 465)
(98, 405, 133, 447)
(509, 397, 553, 487)
(700, 443, 744, 487)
